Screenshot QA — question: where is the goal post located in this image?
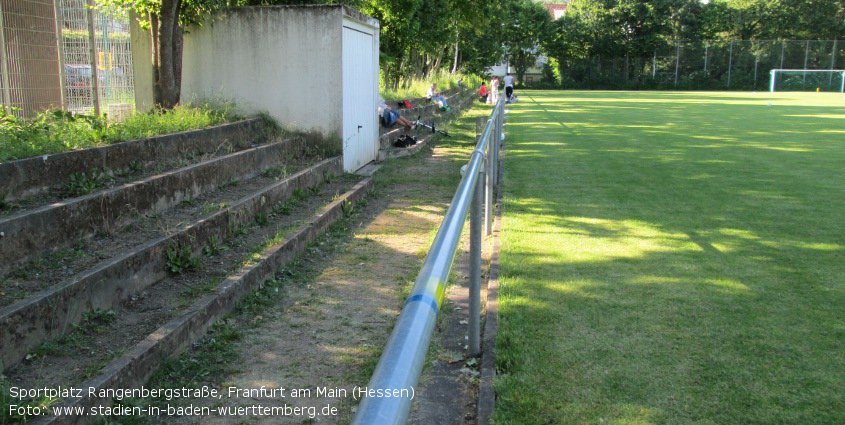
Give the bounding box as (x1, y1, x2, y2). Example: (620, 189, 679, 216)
(769, 69, 845, 92)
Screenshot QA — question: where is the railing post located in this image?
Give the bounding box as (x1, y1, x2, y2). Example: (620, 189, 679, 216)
(496, 105, 502, 181)
(485, 118, 494, 237)
(477, 115, 493, 237)
(469, 161, 483, 357)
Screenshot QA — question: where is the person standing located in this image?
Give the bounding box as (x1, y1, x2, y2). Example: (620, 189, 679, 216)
(503, 74, 515, 102)
(489, 76, 500, 104)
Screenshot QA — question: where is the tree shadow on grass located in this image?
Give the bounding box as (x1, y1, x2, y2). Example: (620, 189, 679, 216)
(494, 92, 845, 424)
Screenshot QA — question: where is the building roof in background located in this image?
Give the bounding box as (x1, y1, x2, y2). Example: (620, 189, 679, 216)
(543, 3, 568, 20)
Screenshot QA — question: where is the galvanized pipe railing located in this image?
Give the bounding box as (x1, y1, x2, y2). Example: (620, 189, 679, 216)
(351, 98, 505, 425)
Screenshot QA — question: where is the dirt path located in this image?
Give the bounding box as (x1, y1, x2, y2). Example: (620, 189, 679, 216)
(149, 111, 490, 424)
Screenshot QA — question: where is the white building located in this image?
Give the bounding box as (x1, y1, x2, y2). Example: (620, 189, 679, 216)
(179, 6, 381, 172)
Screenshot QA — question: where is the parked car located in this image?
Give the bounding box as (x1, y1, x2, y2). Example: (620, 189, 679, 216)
(64, 64, 124, 96)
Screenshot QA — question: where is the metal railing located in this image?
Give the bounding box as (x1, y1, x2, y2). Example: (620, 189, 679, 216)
(351, 97, 505, 425)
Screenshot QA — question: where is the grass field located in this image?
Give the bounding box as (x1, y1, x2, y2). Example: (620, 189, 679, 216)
(494, 91, 845, 424)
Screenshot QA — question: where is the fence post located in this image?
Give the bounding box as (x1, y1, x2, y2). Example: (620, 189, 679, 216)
(727, 41, 734, 88)
(780, 41, 786, 69)
(804, 40, 810, 70)
(496, 104, 504, 185)
(754, 50, 759, 88)
(469, 160, 483, 357)
(477, 116, 493, 236)
(86, 0, 101, 116)
(53, 0, 67, 109)
(674, 40, 680, 86)
(803, 40, 810, 86)
(0, 2, 11, 109)
(652, 51, 657, 78)
(486, 129, 494, 236)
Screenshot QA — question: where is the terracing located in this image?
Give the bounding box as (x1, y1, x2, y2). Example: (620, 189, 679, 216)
(0, 86, 475, 423)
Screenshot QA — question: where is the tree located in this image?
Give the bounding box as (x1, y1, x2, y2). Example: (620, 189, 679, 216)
(503, 0, 552, 84)
(448, 0, 497, 74)
(96, 0, 230, 109)
(703, 0, 845, 40)
(358, 0, 423, 89)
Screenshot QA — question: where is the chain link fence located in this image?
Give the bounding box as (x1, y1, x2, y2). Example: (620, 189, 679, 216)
(59, 0, 134, 119)
(558, 39, 844, 91)
(0, 0, 63, 117)
(0, 0, 134, 118)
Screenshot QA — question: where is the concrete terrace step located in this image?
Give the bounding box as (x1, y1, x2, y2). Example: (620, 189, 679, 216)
(1, 89, 483, 423)
(0, 138, 297, 275)
(14, 178, 373, 424)
(0, 157, 343, 371)
(0, 119, 268, 202)
(378, 87, 476, 160)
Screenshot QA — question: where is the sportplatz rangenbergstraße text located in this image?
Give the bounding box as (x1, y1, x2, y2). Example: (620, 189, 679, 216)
(8, 385, 415, 418)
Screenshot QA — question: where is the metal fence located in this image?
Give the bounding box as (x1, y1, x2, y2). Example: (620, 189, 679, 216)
(0, 0, 63, 117)
(560, 39, 844, 91)
(59, 0, 134, 118)
(0, 0, 134, 118)
(351, 98, 505, 425)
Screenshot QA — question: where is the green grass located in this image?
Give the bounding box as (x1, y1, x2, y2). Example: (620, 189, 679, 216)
(380, 71, 482, 101)
(494, 91, 845, 424)
(0, 101, 242, 163)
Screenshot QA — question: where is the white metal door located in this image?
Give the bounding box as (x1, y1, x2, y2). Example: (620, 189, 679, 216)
(342, 25, 377, 172)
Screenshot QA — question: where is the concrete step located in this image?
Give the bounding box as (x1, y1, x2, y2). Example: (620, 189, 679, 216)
(378, 87, 476, 160)
(8, 177, 373, 423)
(0, 119, 269, 202)
(0, 157, 342, 370)
(0, 138, 302, 274)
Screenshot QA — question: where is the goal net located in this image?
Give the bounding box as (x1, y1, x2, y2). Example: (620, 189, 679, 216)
(769, 69, 845, 92)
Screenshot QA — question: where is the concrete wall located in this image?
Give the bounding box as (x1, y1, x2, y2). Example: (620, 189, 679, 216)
(129, 11, 155, 113)
(182, 6, 373, 139)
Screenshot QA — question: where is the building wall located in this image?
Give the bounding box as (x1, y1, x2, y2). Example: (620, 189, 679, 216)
(181, 6, 348, 138)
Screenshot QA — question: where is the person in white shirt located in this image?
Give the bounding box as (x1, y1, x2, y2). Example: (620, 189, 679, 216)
(426, 83, 449, 109)
(503, 74, 515, 101)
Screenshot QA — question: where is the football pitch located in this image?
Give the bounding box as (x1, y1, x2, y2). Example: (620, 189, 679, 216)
(494, 91, 845, 424)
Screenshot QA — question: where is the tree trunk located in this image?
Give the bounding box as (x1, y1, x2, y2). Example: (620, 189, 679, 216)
(156, 0, 182, 108)
(451, 30, 460, 74)
(432, 53, 443, 75)
(150, 13, 162, 106)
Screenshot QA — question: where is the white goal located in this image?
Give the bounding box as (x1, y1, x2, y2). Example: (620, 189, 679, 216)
(769, 69, 845, 92)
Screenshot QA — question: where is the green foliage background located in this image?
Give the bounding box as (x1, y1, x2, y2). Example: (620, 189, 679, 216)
(99, 0, 845, 94)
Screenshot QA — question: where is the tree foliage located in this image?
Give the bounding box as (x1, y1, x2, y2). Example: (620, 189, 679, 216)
(541, 0, 845, 88)
(503, 0, 553, 84)
(100, 0, 845, 102)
